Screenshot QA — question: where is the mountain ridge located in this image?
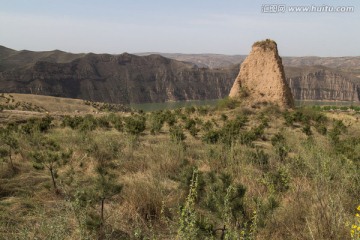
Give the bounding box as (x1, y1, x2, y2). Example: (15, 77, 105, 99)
(1, 45, 359, 104)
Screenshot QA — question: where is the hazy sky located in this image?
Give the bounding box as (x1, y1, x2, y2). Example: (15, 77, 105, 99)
(0, 0, 359, 56)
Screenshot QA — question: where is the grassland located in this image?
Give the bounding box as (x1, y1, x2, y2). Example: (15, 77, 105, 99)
(0, 95, 359, 240)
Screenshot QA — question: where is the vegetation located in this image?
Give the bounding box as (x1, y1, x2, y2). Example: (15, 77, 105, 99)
(0, 99, 359, 239)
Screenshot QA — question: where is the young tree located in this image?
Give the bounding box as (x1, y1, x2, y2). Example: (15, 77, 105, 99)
(0, 128, 19, 170)
(95, 163, 123, 227)
(30, 138, 64, 192)
(88, 144, 123, 238)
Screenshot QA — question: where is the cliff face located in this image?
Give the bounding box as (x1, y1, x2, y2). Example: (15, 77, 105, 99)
(286, 66, 359, 102)
(0, 52, 237, 104)
(229, 40, 294, 108)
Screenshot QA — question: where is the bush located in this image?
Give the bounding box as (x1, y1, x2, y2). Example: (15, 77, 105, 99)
(149, 112, 165, 134)
(197, 106, 209, 116)
(202, 121, 213, 131)
(97, 116, 111, 129)
(329, 120, 347, 143)
(185, 106, 196, 115)
(271, 133, 288, 161)
(163, 110, 176, 126)
(169, 126, 186, 143)
(220, 114, 228, 121)
(202, 130, 220, 144)
(302, 124, 312, 136)
(315, 123, 327, 135)
(79, 115, 97, 132)
(21, 116, 53, 134)
(107, 113, 123, 131)
(124, 115, 146, 135)
(217, 97, 238, 110)
(221, 115, 249, 145)
(184, 118, 196, 131)
(248, 148, 269, 167)
(271, 133, 285, 146)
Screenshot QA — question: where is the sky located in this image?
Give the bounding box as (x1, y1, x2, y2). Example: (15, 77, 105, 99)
(0, 0, 359, 56)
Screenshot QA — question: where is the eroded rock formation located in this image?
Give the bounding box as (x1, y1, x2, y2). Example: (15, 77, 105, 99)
(229, 39, 294, 108)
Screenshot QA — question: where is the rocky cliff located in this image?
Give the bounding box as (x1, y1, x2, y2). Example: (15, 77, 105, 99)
(286, 66, 359, 101)
(0, 50, 237, 104)
(229, 40, 294, 108)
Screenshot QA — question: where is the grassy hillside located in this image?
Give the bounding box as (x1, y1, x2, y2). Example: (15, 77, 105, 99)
(0, 93, 131, 124)
(0, 98, 359, 239)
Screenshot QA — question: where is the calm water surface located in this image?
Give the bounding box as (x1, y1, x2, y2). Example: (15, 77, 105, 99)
(129, 99, 360, 112)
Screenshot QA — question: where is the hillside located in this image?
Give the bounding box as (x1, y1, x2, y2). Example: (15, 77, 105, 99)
(0, 100, 359, 239)
(0, 93, 131, 124)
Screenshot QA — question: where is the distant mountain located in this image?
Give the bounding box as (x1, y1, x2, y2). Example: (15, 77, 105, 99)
(1, 45, 359, 104)
(137, 52, 360, 70)
(0, 45, 85, 73)
(136, 52, 247, 69)
(0, 46, 237, 103)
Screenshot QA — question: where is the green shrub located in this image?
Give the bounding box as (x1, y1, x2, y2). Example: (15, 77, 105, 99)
(248, 148, 269, 167)
(149, 112, 165, 134)
(21, 116, 53, 134)
(217, 97, 238, 110)
(124, 115, 146, 135)
(107, 114, 123, 132)
(315, 123, 327, 135)
(202, 120, 213, 131)
(202, 130, 220, 144)
(197, 106, 209, 115)
(220, 114, 228, 121)
(328, 120, 347, 143)
(169, 126, 186, 143)
(271, 133, 285, 146)
(184, 118, 196, 131)
(97, 116, 111, 129)
(79, 115, 97, 132)
(163, 110, 176, 126)
(185, 106, 196, 115)
(302, 124, 312, 136)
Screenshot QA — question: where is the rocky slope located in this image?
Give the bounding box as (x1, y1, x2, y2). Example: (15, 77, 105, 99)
(229, 39, 294, 108)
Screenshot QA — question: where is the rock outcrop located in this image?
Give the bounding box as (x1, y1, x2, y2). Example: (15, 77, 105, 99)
(229, 39, 294, 108)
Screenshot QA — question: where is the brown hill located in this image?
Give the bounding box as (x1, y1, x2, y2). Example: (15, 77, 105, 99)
(0, 46, 85, 72)
(229, 39, 294, 108)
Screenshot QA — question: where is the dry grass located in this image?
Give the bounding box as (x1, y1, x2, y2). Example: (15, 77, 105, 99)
(0, 103, 359, 239)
